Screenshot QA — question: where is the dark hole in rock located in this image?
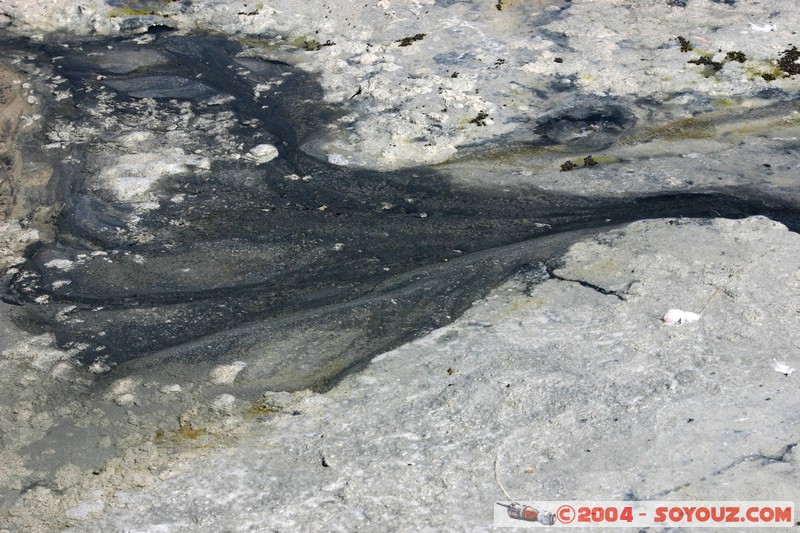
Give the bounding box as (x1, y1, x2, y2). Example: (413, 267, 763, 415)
(534, 101, 636, 150)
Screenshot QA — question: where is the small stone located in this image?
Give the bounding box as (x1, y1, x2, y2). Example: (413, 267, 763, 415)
(244, 143, 279, 164)
(114, 393, 136, 407)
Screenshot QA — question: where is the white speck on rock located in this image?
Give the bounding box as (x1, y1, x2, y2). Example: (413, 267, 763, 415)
(662, 309, 701, 325)
(773, 359, 795, 376)
(44, 258, 74, 271)
(749, 22, 776, 32)
(159, 384, 183, 394)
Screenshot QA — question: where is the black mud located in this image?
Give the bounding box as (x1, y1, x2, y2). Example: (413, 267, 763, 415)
(2, 30, 799, 391)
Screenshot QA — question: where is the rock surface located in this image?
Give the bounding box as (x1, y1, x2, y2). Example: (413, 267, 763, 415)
(64, 216, 799, 531)
(2, 0, 800, 172)
(0, 0, 799, 531)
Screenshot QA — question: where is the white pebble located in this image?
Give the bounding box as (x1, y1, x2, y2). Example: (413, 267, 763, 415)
(244, 143, 279, 164)
(44, 258, 74, 271)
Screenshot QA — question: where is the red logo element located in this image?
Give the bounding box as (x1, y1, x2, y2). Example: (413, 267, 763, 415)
(557, 504, 576, 524)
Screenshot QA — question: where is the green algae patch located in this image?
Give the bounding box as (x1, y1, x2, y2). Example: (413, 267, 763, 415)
(108, 6, 167, 18)
(642, 115, 716, 141)
(106, 0, 177, 17)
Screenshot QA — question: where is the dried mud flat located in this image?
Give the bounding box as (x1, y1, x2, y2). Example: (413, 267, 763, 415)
(0, 0, 799, 531)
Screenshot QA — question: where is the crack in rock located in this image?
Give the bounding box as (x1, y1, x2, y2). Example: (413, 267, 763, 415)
(712, 442, 798, 476)
(545, 266, 628, 300)
(652, 442, 797, 498)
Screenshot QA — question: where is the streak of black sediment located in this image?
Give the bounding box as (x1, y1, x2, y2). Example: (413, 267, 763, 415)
(2, 30, 800, 390)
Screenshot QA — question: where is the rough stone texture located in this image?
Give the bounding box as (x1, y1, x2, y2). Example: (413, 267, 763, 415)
(0, 1, 799, 531)
(67, 216, 800, 531)
(2, 0, 800, 171)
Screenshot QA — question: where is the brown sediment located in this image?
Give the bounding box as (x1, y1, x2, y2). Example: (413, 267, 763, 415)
(0, 60, 28, 221)
(0, 59, 56, 248)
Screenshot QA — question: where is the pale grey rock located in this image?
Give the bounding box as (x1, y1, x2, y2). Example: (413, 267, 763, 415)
(64, 493, 105, 521)
(1, 1, 799, 530)
(0, 220, 38, 271)
(208, 361, 247, 385)
(73, 216, 800, 531)
(102, 76, 217, 100)
(243, 143, 279, 164)
(3, 0, 800, 171)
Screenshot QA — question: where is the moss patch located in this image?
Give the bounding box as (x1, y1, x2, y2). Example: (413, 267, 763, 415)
(560, 160, 577, 172)
(679, 37, 800, 82)
(396, 34, 426, 47)
(303, 39, 336, 52)
(777, 45, 800, 76)
(725, 51, 746, 63)
(559, 154, 609, 172)
(688, 55, 723, 74)
(469, 110, 489, 127)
